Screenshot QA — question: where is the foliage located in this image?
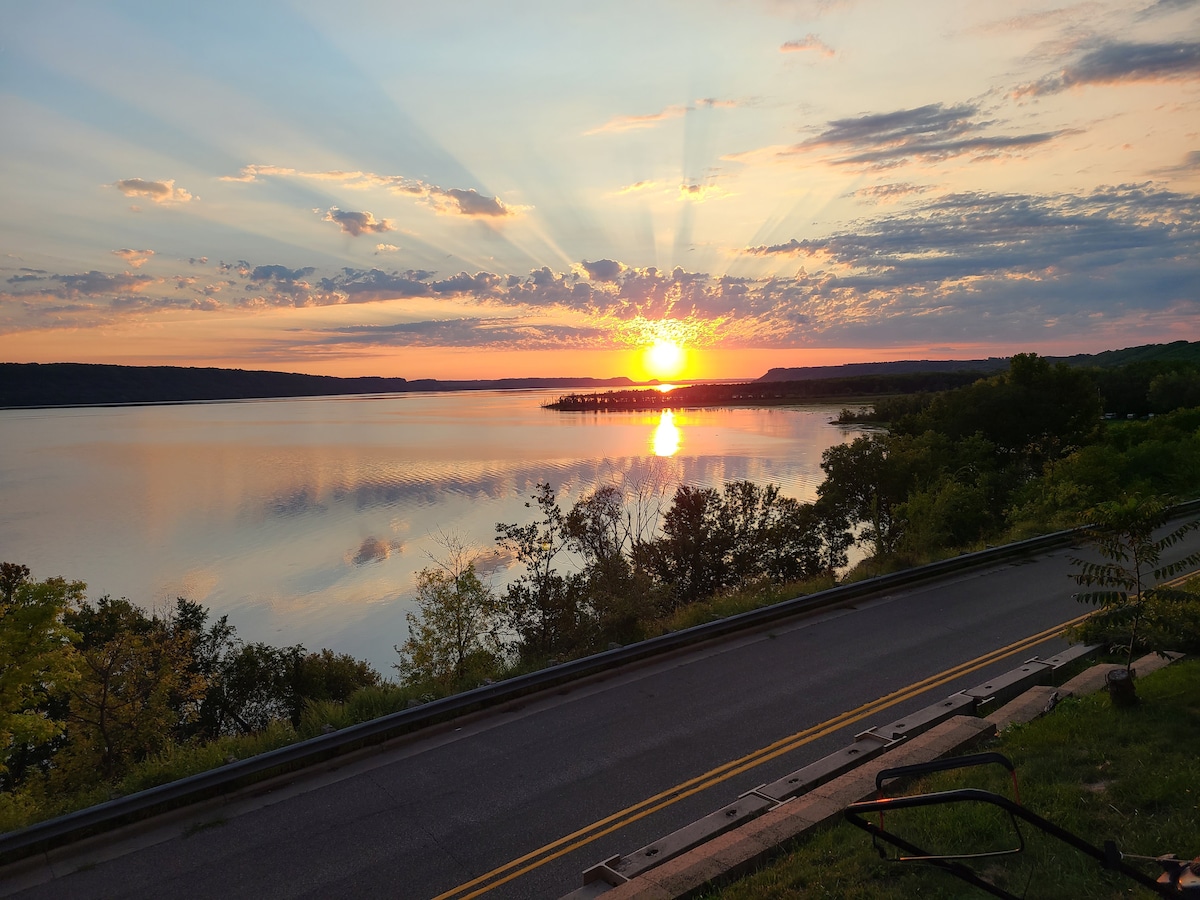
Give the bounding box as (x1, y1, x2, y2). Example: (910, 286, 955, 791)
(496, 482, 595, 659)
(395, 563, 502, 690)
(1069, 496, 1200, 671)
(0, 565, 82, 783)
(651, 485, 730, 608)
(565, 483, 661, 641)
(894, 353, 1101, 465)
(59, 596, 207, 781)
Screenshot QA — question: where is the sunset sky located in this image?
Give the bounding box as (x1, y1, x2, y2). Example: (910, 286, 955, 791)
(2, 0, 1198, 380)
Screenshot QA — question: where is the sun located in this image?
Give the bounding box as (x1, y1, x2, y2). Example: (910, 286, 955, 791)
(644, 340, 686, 380)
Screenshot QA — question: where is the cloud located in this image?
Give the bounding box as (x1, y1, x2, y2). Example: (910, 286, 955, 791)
(111, 178, 194, 203)
(1138, 0, 1200, 17)
(679, 182, 727, 202)
(585, 97, 745, 136)
(425, 188, 512, 218)
(318, 268, 433, 302)
(1018, 40, 1200, 95)
(1154, 150, 1200, 175)
(580, 259, 623, 282)
(218, 164, 297, 183)
(112, 249, 154, 269)
(313, 317, 614, 351)
(781, 34, 835, 56)
(585, 104, 690, 135)
(322, 207, 394, 236)
(614, 180, 663, 195)
(249, 265, 315, 283)
(746, 185, 1199, 285)
(51, 271, 158, 295)
(375, 243, 400, 253)
(6, 185, 1196, 352)
(782, 102, 1062, 167)
(848, 183, 934, 204)
(225, 165, 519, 219)
(969, 5, 1098, 34)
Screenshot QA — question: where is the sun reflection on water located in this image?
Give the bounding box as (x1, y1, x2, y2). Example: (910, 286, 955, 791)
(652, 409, 680, 457)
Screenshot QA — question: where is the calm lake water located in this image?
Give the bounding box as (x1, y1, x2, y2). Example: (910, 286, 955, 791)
(0, 391, 865, 674)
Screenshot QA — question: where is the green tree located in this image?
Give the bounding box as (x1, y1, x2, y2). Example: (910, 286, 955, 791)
(0, 565, 81, 783)
(496, 482, 591, 658)
(650, 485, 730, 608)
(565, 485, 654, 643)
(1148, 367, 1200, 414)
(898, 353, 1100, 467)
(292, 648, 381, 714)
(1070, 496, 1200, 679)
(396, 564, 501, 690)
(202, 642, 301, 734)
(61, 596, 205, 780)
(817, 435, 909, 557)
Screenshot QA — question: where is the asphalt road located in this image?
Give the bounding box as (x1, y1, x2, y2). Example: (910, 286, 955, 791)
(5, 533, 1198, 900)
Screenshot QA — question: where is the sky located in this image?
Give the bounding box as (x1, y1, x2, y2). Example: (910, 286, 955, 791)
(1, 0, 1198, 381)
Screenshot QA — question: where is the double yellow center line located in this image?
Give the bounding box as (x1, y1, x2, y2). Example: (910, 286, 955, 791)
(433, 612, 1092, 900)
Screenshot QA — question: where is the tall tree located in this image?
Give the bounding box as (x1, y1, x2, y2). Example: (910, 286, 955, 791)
(0, 565, 81, 783)
(496, 482, 590, 658)
(395, 563, 500, 690)
(61, 596, 205, 780)
(651, 485, 730, 607)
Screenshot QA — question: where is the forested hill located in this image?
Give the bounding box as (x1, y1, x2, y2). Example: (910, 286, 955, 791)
(0, 362, 636, 408)
(758, 340, 1200, 382)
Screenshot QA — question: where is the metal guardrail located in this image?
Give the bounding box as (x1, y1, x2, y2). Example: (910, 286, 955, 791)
(4, 499, 1197, 865)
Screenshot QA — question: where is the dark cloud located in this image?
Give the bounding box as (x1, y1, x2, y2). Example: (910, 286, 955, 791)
(315, 317, 612, 350)
(318, 268, 432, 301)
(431, 271, 504, 295)
(1155, 150, 1200, 175)
(747, 186, 1199, 294)
(51, 271, 157, 295)
(580, 259, 623, 281)
(250, 265, 315, 283)
(322, 208, 394, 236)
(1139, 0, 1200, 17)
(1019, 40, 1200, 95)
(787, 103, 1061, 167)
(7, 273, 44, 283)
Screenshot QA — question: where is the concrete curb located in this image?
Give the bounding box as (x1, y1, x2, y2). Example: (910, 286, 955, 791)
(575, 651, 1186, 900)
